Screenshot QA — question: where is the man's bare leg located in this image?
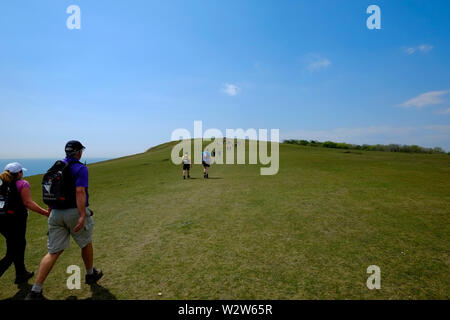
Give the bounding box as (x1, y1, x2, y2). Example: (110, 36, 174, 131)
(82, 242, 93, 270)
(32, 251, 63, 291)
(82, 242, 103, 284)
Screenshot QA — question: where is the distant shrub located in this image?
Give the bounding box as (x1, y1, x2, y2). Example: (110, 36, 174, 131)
(323, 141, 338, 148)
(336, 143, 351, 149)
(299, 140, 309, 146)
(362, 144, 376, 151)
(309, 140, 321, 147)
(387, 144, 400, 152)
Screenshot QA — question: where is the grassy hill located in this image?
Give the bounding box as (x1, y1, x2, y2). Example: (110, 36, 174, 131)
(1, 140, 449, 300)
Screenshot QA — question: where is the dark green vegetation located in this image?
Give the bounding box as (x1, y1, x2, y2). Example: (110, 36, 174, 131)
(1, 140, 449, 299)
(284, 139, 449, 154)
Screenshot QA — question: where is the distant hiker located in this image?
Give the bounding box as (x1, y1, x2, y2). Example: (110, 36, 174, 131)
(27, 141, 103, 300)
(182, 152, 191, 179)
(202, 150, 212, 179)
(0, 162, 50, 285)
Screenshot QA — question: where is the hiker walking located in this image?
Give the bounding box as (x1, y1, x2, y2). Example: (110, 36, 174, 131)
(202, 149, 212, 179)
(182, 152, 192, 179)
(0, 163, 50, 285)
(27, 141, 102, 300)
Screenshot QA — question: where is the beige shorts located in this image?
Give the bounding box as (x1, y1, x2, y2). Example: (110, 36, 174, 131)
(47, 207, 94, 254)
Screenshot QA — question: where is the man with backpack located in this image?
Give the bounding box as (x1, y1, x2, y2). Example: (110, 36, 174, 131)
(202, 149, 212, 179)
(26, 141, 103, 300)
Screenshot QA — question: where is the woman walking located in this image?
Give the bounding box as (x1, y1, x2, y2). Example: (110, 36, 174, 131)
(0, 162, 50, 284)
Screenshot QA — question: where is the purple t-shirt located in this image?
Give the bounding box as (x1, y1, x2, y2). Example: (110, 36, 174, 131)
(16, 180, 30, 193)
(63, 157, 89, 206)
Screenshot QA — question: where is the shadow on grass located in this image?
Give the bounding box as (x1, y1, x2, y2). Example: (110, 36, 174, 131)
(182, 176, 223, 180)
(3, 283, 32, 300)
(1, 280, 116, 301)
(88, 283, 117, 300)
(66, 283, 117, 300)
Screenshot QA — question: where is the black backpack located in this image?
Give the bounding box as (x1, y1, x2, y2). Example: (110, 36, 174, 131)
(0, 178, 12, 215)
(42, 160, 79, 209)
(0, 178, 23, 216)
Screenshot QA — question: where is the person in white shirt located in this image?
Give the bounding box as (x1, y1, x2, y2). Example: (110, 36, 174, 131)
(182, 152, 191, 179)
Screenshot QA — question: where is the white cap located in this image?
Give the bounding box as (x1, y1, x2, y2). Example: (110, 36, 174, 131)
(4, 162, 27, 174)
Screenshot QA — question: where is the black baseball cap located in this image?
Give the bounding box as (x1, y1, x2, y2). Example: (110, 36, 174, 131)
(65, 140, 86, 154)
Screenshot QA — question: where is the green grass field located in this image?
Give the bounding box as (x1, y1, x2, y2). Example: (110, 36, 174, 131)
(1, 140, 449, 300)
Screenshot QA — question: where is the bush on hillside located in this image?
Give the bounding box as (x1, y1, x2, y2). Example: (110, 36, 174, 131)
(284, 139, 447, 155)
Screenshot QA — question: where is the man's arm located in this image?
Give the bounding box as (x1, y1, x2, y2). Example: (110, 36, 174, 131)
(73, 186, 86, 232)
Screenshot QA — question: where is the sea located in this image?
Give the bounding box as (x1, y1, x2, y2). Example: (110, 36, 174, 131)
(0, 158, 110, 177)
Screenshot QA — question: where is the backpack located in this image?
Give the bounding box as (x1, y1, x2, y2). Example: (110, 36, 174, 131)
(0, 178, 23, 216)
(42, 160, 79, 209)
(0, 178, 11, 215)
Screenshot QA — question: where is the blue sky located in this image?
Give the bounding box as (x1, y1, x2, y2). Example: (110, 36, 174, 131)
(1, 0, 449, 158)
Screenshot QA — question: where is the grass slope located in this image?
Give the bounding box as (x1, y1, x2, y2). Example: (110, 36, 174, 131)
(1, 141, 449, 300)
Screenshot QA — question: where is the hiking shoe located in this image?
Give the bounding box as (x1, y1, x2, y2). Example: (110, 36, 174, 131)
(15, 271, 34, 284)
(188, 175, 191, 179)
(85, 268, 103, 285)
(183, 176, 186, 179)
(25, 290, 45, 300)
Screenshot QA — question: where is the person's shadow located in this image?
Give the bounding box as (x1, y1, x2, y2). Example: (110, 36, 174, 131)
(1, 281, 116, 300)
(4, 283, 32, 300)
(66, 283, 117, 300)
(87, 283, 117, 300)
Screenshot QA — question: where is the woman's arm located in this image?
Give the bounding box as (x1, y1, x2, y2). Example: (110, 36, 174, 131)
(20, 187, 50, 217)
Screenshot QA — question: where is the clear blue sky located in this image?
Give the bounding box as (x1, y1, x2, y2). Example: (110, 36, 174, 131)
(1, 0, 449, 158)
